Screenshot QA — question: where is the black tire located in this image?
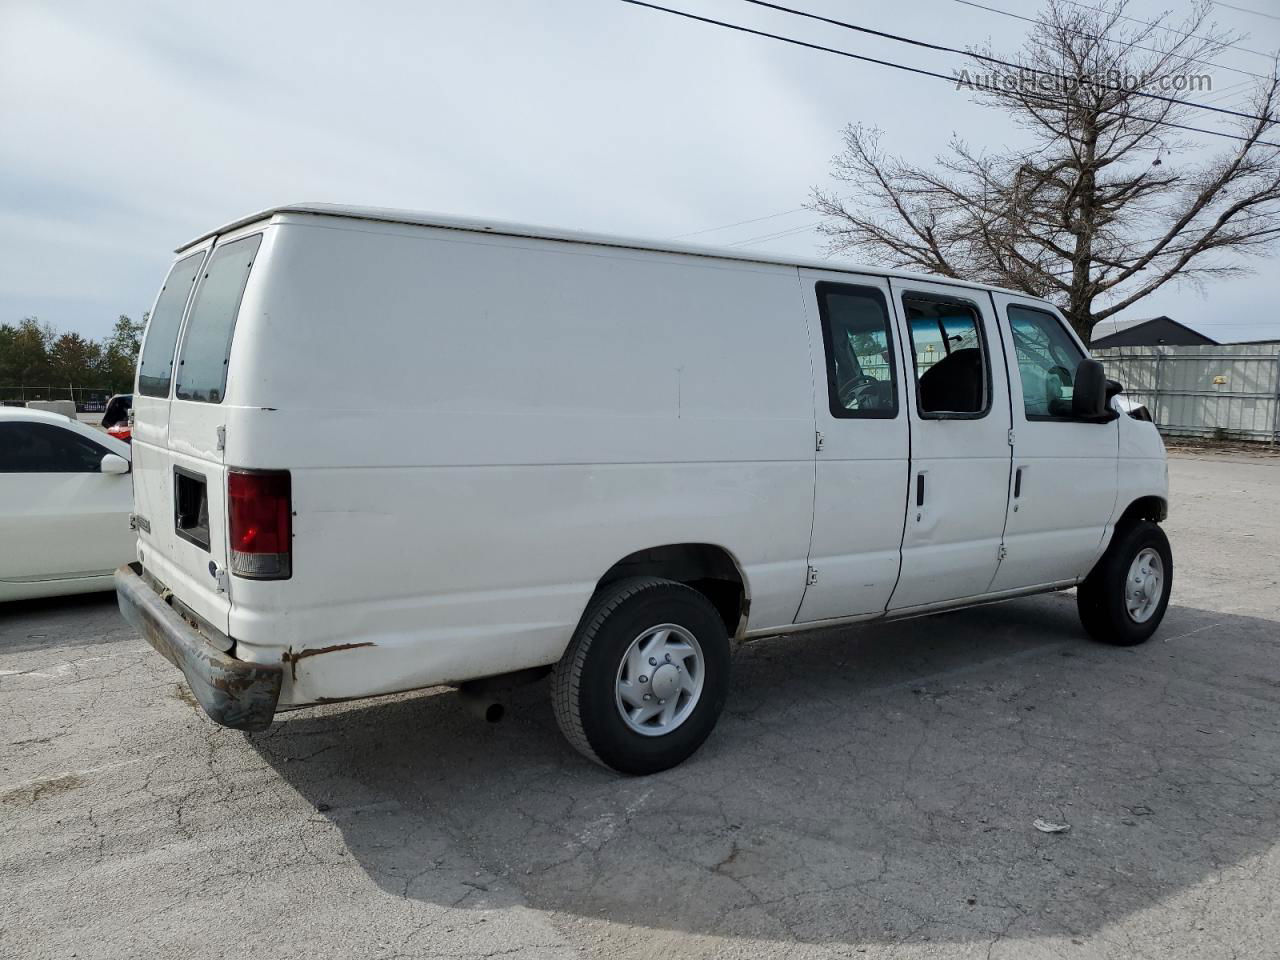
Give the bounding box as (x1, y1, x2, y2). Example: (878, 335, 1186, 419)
(552, 577, 730, 775)
(1077, 520, 1173, 646)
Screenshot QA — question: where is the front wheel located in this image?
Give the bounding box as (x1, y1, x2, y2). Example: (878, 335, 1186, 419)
(1077, 520, 1173, 646)
(552, 577, 730, 775)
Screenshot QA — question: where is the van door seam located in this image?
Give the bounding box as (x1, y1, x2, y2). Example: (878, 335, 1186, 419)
(791, 266, 821, 624)
(983, 289, 1018, 594)
(883, 277, 914, 613)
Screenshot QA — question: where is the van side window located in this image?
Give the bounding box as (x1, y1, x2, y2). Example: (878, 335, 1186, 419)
(137, 252, 205, 398)
(815, 282, 899, 418)
(902, 294, 990, 418)
(1007, 305, 1085, 419)
(175, 234, 263, 404)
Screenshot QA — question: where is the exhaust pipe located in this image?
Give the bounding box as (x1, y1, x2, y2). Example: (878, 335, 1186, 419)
(456, 666, 551, 723)
(458, 688, 506, 723)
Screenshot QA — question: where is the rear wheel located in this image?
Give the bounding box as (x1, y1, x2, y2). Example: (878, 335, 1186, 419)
(552, 577, 730, 775)
(1077, 520, 1172, 646)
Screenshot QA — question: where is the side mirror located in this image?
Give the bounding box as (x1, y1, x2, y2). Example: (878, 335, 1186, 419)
(101, 453, 131, 475)
(1071, 358, 1116, 421)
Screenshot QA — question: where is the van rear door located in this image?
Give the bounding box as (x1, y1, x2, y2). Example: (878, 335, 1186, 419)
(135, 232, 264, 634)
(132, 244, 209, 593)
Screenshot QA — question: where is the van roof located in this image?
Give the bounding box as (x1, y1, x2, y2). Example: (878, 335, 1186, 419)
(179, 202, 1030, 298)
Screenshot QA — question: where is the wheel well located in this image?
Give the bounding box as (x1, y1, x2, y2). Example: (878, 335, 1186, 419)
(1117, 495, 1167, 526)
(597, 544, 749, 639)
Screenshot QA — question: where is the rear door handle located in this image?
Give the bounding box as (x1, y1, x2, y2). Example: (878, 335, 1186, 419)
(1014, 467, 1023, 498)
(916, 473, 925, 507)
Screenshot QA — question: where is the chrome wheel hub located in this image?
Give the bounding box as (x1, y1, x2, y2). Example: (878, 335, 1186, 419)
(615, 623, 704, 737)
(1125, 547, 1165, 623)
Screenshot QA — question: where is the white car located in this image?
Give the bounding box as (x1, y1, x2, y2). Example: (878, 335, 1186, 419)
(0, 407, 135, 602)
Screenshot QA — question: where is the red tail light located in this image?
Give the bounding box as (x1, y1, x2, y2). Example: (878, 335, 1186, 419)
(227, 469, 292, 580)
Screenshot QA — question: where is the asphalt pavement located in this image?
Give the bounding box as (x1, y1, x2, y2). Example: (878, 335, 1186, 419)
(2, 450, 1277, 960)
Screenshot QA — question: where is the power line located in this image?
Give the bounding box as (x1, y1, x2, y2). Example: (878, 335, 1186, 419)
(1196, 77, 1273, 115)
(669, 207, 805, 238)
(734, 0, 1273, 122)
(1058, 0, 1277, 60)
(727, 221, 824, 245)
(1199, 78, 1256, 103)
(615, 0, 1280, 147)
(619, 2, 963, 84)
(1215, 1, 1280, 22)
(1131, 75, 1253, 114)
(951, 0, 1276, 83)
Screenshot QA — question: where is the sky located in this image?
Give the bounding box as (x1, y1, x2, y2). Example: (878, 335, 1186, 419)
(2, 0, 1278, 344)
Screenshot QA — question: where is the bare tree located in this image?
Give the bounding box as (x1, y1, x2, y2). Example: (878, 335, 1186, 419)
(810, 0, 1280, 340)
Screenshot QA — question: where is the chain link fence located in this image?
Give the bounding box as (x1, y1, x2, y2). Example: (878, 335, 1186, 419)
(0, 385, 114, 409)
(1094, 344, 1280, 443)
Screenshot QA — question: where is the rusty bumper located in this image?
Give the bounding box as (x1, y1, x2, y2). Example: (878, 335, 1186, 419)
(115, 563, 282, 732)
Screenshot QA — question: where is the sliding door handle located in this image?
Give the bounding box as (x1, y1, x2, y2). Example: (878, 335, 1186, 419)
(916, 473, 925, 507)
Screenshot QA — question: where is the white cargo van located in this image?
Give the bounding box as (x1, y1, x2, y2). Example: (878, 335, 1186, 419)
(117, 203, 1171, 774)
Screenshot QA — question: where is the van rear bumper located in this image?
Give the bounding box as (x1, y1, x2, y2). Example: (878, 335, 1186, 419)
(115, 563, 282, 731)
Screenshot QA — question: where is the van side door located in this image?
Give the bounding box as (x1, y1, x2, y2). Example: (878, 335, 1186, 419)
(886, 279, 1014, 610)
(794, 271, 911, 623)
(987, 295, 1119, 590)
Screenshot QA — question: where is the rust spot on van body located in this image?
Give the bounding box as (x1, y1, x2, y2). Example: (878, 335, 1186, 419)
(282, 642, 376, 679)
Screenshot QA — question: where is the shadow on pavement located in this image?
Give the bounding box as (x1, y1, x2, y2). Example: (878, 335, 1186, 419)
(0, 591, 125, 656)
(248, 593, 1280, 947)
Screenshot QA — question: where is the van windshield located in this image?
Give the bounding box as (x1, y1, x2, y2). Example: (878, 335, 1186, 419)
(175, 235, 262, 404)
(137, 252, 205, 398)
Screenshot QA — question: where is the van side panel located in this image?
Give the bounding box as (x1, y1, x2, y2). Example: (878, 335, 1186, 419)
(222, 218, 816, 704)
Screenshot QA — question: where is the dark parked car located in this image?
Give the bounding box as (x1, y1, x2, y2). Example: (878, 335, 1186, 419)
(101, 393, 133, 430)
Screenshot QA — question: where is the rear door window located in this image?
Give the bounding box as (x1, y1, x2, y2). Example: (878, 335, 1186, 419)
(175, 234, 262, 404)
(137, 252, 206, 398)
